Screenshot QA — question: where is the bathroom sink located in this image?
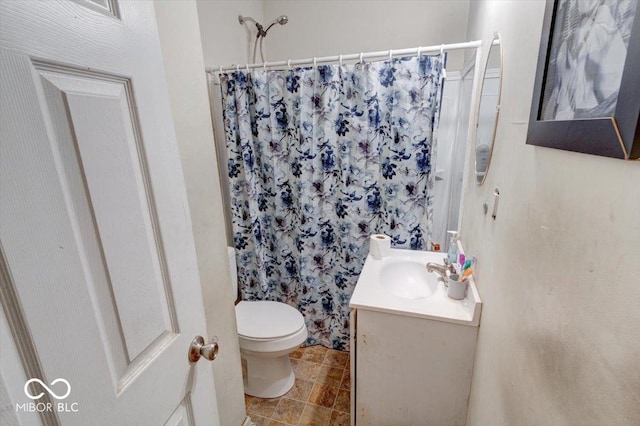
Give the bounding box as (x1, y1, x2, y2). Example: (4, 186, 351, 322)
(350, 248, 482, 325)
(380, 261, 439, 299)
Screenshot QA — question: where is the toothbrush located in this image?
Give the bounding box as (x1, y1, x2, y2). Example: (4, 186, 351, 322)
(460, 268, 473, 282)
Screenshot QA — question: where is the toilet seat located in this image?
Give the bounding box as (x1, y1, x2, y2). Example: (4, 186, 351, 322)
(236, 301, 305, 340)
(235, 301, 308, 356)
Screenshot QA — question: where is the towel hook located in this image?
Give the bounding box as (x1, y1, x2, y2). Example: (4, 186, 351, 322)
(287, 59, 292, 70)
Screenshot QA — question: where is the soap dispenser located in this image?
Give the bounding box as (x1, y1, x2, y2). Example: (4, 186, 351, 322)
(447, 230, 458, 264)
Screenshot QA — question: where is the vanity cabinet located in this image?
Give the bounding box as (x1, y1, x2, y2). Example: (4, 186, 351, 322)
(350, 308, 479, 425)
(348, 247, 482, 425)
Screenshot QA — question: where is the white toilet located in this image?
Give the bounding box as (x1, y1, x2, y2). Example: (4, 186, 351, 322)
(227, 247, 308, 398)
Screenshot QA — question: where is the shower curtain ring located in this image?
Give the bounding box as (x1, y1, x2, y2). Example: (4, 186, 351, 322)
(263, 61, 268, 71)
(440, 44, 444, 56)
(236, 64, 240, 72)
(246, 63, 250, 72)
(313, 57, 317, 68)
(339, 54, 343, 67)
(417, 46, 422, 58)
(359, 52, 364, 64)
(388, 49, 393, 61)
(219, 65, 223, 74)
(287, 59, 292, 70)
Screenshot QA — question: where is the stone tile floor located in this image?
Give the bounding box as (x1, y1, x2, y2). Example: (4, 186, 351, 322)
(245, 345, 350, 426)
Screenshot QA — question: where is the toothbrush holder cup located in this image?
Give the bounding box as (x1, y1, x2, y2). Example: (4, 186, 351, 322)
(447, 274, 468, 300)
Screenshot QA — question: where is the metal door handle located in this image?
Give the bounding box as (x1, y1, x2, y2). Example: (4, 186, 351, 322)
(188, 336, 219, 362)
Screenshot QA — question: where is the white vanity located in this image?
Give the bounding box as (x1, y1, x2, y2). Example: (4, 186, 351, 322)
(349, 248, 482, 425)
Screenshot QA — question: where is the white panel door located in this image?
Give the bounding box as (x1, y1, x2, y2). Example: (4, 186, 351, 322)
(0, 1, 219, 425)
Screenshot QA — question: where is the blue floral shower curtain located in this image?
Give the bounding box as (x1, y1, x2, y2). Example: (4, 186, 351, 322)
(221, 56, 445, 350)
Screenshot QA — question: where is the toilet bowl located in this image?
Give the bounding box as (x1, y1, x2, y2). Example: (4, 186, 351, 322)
(228, 247, 309, 398)
(236, 300, 307, 397)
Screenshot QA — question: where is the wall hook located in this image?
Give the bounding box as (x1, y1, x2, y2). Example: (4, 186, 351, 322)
(492, 188, 500, 220)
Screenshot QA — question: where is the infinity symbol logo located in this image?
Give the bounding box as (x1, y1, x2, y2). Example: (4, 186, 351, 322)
(24, 378, 71, 400)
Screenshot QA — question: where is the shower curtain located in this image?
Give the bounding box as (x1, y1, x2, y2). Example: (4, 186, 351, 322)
(221, 55, 445, 350)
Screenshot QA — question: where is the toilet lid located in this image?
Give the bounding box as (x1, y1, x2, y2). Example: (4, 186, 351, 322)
(236, 301, 305, 339)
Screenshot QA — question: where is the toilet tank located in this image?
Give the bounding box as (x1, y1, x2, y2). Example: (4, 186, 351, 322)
(227, 246, 238, 298)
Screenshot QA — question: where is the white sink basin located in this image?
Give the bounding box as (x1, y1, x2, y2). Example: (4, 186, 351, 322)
(380, 261, 439, 299)
(350, 248, 482, 325)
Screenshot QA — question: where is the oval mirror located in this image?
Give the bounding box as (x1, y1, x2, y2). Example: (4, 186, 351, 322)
(475, 33, 503, 184)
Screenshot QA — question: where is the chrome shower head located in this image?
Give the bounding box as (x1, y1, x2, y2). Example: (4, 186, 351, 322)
(263, 15, 289, 34)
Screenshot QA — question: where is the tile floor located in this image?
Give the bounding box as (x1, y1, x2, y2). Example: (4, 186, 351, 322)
(245, 345, 351, 426)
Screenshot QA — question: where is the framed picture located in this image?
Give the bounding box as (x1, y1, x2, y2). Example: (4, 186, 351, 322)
(527, 0, 640, 159)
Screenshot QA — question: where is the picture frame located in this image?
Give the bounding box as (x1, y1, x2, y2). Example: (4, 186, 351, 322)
(527, 0, 640, 159)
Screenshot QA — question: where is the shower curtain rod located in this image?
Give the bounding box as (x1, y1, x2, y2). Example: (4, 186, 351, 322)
(206, 40, 482, 73)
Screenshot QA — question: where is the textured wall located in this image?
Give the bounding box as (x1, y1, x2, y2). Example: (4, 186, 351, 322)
(154, 2, 246, 425)
(461, 2, 640, 425)
(197, 0, 264, 66)
(263, 0, 470, 70)
(197, 0, 471, 70)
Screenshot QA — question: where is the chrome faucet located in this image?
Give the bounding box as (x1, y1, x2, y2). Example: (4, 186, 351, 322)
(426, 258, 456, 284)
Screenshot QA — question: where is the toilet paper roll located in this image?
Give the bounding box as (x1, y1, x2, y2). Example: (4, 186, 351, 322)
(369, 234, 391, 260)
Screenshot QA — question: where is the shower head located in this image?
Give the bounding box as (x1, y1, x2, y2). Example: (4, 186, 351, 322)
(264, 15, 288, 34)
(266, 15, 288, 27)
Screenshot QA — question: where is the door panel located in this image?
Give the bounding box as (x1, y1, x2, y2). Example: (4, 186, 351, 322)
(0, 1, 218, 424)
(41, 66, 178, 364)
(77, 0, 118, 17)
(164, 397, 195, 426)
